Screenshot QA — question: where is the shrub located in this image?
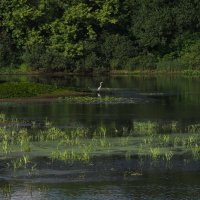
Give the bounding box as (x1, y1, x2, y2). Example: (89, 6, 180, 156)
(179, 39, 200, 69)
(22, 44, 70, 71)
(156, 53, 186, 71)
(157, 35, 200, 71)
(125, 54, 157, 70)
(0, 33, 19, 68)
(101, 33, 136, 69)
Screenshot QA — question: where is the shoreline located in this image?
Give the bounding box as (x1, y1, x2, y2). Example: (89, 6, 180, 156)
(0, 69, 200, 76)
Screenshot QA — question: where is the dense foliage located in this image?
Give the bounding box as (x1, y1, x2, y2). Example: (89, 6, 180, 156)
(1, 0, 200, 73)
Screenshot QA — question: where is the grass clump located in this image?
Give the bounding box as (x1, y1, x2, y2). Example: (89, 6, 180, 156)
(149, 148, 160, 160)
(191, 144, 200, 160)
(133, 121, 158, 135)
(187, 124, 200, 133)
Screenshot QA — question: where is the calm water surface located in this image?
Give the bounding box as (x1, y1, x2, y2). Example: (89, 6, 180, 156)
(0, 75, 200, 199)
(0, 75, 200, 127)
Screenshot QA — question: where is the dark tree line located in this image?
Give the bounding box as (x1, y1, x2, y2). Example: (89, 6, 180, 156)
(1, 0, 200, 73)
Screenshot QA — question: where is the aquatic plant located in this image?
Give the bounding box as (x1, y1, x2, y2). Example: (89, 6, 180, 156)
(70, 128, 89, 139)
(133, 121, 158, 135)
(18, 129, 31, 152)
(159, 134, 172, 147)
(11, 155, 30, 172)
(0, 113, 6, 122)
(98, 126, 107, 138)
(163, 151, 173, 162)
(191, 144, 200, 160)
(51, 149, 90, 162)
(2, 139, 10, 154)
(119, 136, 130, 146)
(149, 147, 160, 160)
(1, 184, 11, 199)
(173, 136, 182, 147)
(125, 150, 132, 160)
(171, 121, 179, 133)
(186, 135, 198, 147)
(1, 112, 200, 173)
(44, 118, 52, 128)
(162, 134, 170, 144)
(143, 137, 153, 145)
(187, 124, 200, 133)
(99, 138, 111, 148)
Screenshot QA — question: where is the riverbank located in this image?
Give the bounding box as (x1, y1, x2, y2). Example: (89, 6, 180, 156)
(1, 67, 200, 76)
(111, 69, 200, 76)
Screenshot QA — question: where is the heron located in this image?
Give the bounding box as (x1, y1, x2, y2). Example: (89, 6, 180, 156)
(97, 82, 103, 92)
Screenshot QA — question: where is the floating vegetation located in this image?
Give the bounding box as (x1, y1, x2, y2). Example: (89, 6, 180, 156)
(0, 114, 200, 173)
(62, 96, 142, 104)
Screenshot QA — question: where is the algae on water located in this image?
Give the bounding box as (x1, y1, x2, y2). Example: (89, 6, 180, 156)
(0, 114, 200, 172)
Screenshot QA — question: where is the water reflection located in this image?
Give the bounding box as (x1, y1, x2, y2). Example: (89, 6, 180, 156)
(1, 172, 200, 200)
(1, 75, 200, 199)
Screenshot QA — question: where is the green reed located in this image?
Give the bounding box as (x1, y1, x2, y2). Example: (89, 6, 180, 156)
(191, 144, 200, 160)
(11, 155, 30, 172)
(133, 121, 158, 135)
(1, 184, 11, 199)
(149, 148, 160, 160)
(187, 124, 200, 133)
(0, 113, 6, 122)
(1, 112, 200, 171)
(163, 151, 174, 162)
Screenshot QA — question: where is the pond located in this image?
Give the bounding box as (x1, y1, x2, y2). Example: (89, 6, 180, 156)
(0, 75, 200, 199)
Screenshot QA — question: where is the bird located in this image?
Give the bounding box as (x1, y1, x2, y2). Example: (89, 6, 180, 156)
(97, 82, 103, 92)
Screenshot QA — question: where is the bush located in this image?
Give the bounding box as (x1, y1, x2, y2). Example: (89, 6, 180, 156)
(18, 63, 31, 73)
(157, 35, 200, 71)
(84, 52, 99, 70)
(22, 44, 46, 70)
(22, 45, 70, 71)
(156, 53, 186, 71)
(179, 39, 200, 69)
(125, 54, 157, 70)
(101, 33, 136, 69)
(0, 33, 19, 68)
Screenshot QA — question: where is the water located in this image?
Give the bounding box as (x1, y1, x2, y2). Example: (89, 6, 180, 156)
(1, 172, 200, 199)
(0, 75, 200, 199)
(0, 75, 200, 127)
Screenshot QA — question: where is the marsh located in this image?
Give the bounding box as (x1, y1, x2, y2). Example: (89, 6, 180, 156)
(0, 75, 200, 199)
